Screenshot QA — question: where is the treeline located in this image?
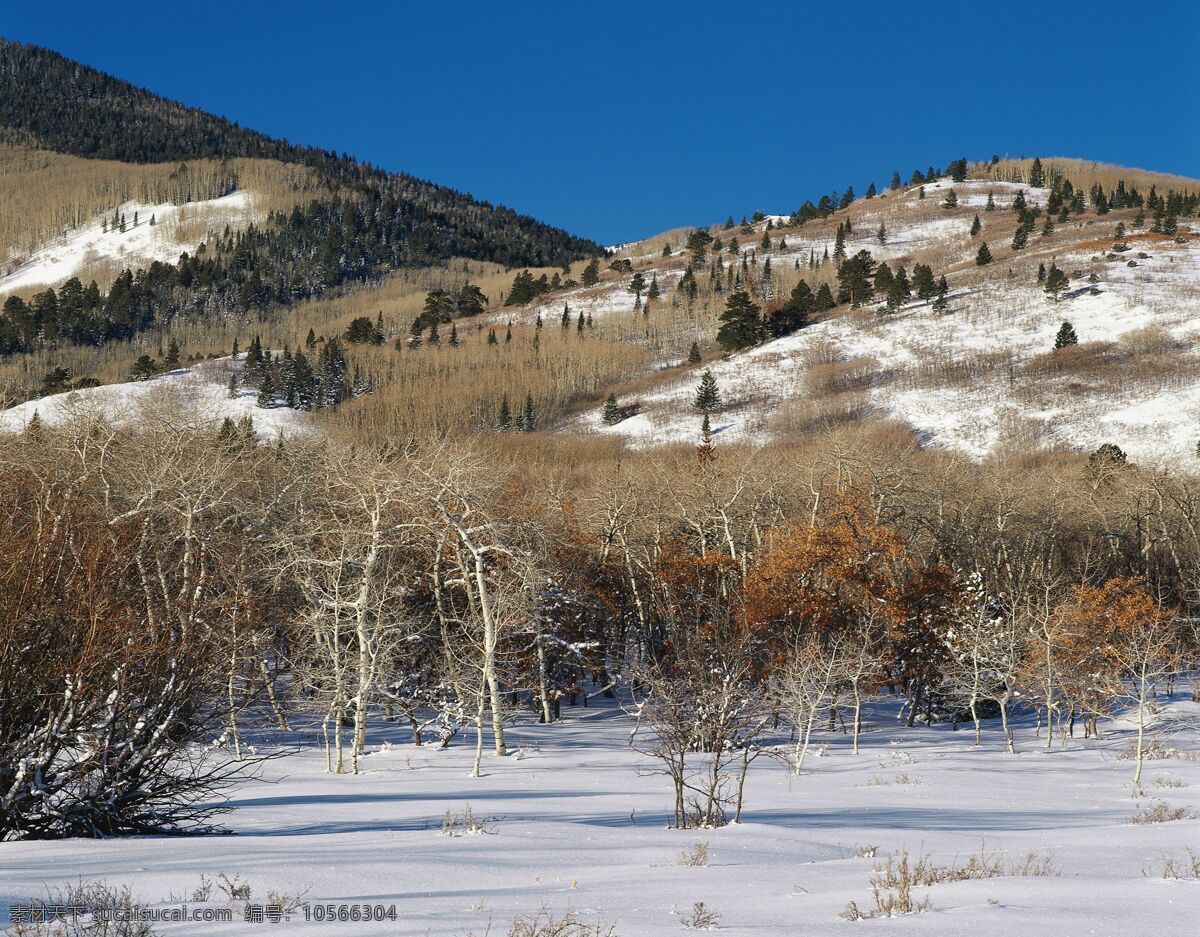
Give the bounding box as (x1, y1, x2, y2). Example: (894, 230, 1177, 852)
(4, 416, 1200, 837)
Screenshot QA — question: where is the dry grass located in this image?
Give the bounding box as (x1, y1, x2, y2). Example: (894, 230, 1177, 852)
(1126, 800, 1199, 824)
(841, 846, 1059, 921)
(0, 144, 319, 270)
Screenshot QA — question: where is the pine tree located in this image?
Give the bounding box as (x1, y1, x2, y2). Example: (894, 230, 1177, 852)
(24, 411, 43, 440)
(647, 273, 660, 301)
(1041, 216, 1054, 238)
(694, 369, 721, 412)
(149, 214, 156, 226)
(876, 222, 887, 244)
(975, 242, 993, 265)
(519, 393, 536, 431)
(912, 263, 936, 300)
(836, 250, 877, 307)
(629, 271, 646, 300)
(932, 276, 949, 313)
(1037, 262, 1047, 282)
(716, 290, 765, 351)
(428, 321, 440, 344)
(577, 310, 585, 333)
(941, 189, 958, 210)
(305, 328, 317, 350)
(970, 214, 981, 237)
(1011, 224, 1029, 251)
(1044, 265, 1069, 302)
(865, 181, 877, 198)
(918, 186, 926, 200)
(985, 192, 995, 211)
(130, 354, 156, 381)
(696, 413, 716, 464)
(687, 341, 702, 365)
(487, 328, 498, 345)
(581, 258, 600, 286)
(256, 366, 275, 408)
(497, 394, 512, 430)
(1054, 320, 1078, 349)
(833, 224, 846, 263)
(505, 323, 512, 343)
(1028, 157, 1045, 188)
(602, 393, 622, 425)
(561, 303, 570, 329)
(890, 171, 902, 191)
(227, 373, 239, 399)
(449, 323, 460, 346)
(164, 338, 180, 368)
(814, 282, 836, 311)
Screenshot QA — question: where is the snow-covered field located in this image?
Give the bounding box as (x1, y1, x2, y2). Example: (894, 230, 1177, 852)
(0, 356, 312, 440)
(1, 191, 258, 292)
(4, 694, 1198, 936)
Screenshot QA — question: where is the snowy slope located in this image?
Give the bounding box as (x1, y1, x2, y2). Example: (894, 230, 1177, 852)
(0, 356, 312, 440)
(1, 191, 258, 292)
(569, 180, 1200, 465)
(2, 694, 1198, 936)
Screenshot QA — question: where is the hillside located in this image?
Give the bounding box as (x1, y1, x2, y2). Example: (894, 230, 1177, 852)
(0, 38, 600, 382)
(495, 162, 1200, 465)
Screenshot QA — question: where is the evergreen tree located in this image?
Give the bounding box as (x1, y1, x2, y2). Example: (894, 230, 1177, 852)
(865, 181, 877, 198)
(970, 214, 981, 237)
(836, 250, 876, 307)
(519, 393, 536, 431)
(696, 413, 716, 464)
(941, 189, 958, 209)
(932, 276, 950, 313)
(577, 310, 585, 333)
(890, 170, 902, 191)
(687, 341, 702, 365)
(428, 322, 440, 344)
(949, 158, 968, 183)
(975, 242, 993, 265)
(1044, 265, 1069, 302)
(985, 192, 995, 211)
(602, 393, 622, 425)
(1054, 320, 1078, 348)
(256, 366, 275, 408)
(561, 303, 570, 329)
(1037, 262, 1047, 282)
(629, 271, 646, 300)
(1028, 157, 1045, 188)
(694, 369, 721, 412)
(876, 222, 887, 244)
(833, 224, 846, 263)
(716, 290, 765, 351)
(1041, 216, 1054, 238)
(227, 373, 239, 399)
(497, 394, 512, 430)
(918, 186, 925, 200)
(449, 323, 460, 346)
(505, 323, 512, 343)
(164, 338, 180, 368)
(912, 263, 936, 300)
(1011, 224, 1030, 251)
(769, 280, 813, 337)
(581, 258, 600, 286)
(814, 282, 836, 311)
(305, 328, 317, 350)
(874, 261, 895, 296)
(130, 354, 156, 381)
(1012, 190, 1027, 212)
(647, 273, 660, 301)
(487, 328, 498, 345)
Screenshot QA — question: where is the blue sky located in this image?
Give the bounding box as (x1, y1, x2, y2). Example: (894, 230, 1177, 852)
(6, 1, 1199, 244)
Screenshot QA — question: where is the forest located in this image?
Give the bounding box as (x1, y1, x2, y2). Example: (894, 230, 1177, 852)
(3, 409, 1197, 840)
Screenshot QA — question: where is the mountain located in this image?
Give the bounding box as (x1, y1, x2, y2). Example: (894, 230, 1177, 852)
(0, 39, 599, 353)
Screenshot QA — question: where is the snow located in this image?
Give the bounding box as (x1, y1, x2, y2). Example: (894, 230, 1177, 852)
(583, 212, 1200, 465)
(1, 192, 258, 292)
(0, 356, 313, 441)
(3, 693, 1198, 936)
